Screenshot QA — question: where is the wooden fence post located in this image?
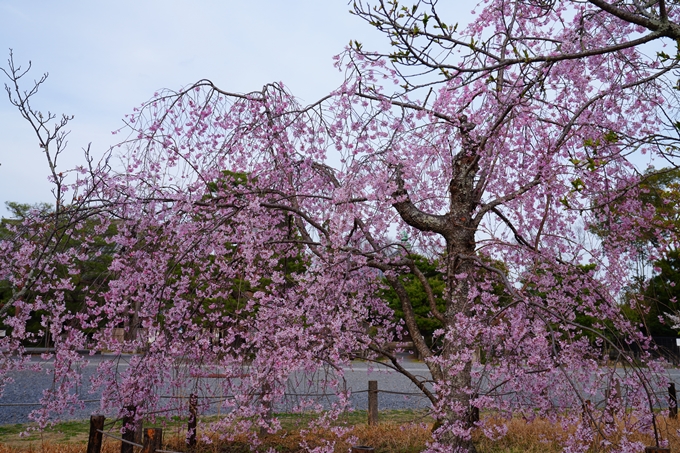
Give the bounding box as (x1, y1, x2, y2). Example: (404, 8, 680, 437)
(86, 415, 105, 453)
(188, 393, 198, 448)
(121, 405, 137, 453)
(141, 428, 163, 453)
(670, 383, 677, 419)
(368, 380, 378, 426)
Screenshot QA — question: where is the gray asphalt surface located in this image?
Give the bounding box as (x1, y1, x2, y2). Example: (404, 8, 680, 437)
(5, 354, 679, 426)
(0, 354, 432, 425)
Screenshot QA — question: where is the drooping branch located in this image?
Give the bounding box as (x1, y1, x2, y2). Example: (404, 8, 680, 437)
(368, 259, 434, 362)
(473, 176, 542, 226)
(488, 207, 536, 250)
(409, 262, 445, 324)
(367, 343, 437, 404)
(392, 166, 451, 235)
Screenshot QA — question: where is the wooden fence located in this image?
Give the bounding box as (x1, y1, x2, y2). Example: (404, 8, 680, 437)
(83, 380, 678, 453)
(85, 381, 394, 453)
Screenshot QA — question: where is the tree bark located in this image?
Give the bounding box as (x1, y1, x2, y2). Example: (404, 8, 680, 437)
(390, 117, 481, 452)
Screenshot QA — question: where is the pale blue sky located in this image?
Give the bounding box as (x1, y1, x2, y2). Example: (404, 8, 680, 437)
(0, 1, 667, 221)
(0, 1, 405, 217)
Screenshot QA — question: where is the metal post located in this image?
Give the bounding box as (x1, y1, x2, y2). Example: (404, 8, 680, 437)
(86, 415, 105, 453)
(351, 447, 375, 453)
(368, 380, 378, 426)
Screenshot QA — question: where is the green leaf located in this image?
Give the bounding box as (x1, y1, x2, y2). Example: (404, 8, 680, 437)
(571, 178, 585, 192)
(603, 130, 619, 143)
(586, 158, 598, 172)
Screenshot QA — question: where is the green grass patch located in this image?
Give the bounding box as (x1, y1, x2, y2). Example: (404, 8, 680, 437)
(0, 419, 92, 447)
(0, 410, 431, 448)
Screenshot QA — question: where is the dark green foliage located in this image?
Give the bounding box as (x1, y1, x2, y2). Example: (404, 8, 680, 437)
(522, 262, 621, 344)
(380, 254, 512, 348)
(0, 201, 117, 346)
(637, 250, 680, 337)
(630, 169, 680, 336)
(381, 254, 445, 347)
(590, 167, 680, 337)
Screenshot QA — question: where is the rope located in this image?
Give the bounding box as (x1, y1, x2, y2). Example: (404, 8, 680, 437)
(0, 403, 43, 407)
(283, 392, 341, 397)
(143, 406, 186, 416)
(375, 390, 427, 396)
(97, 429, 185, 453)
(2, 385, 672, 407)
(104, 418, 119, 428)
(97, 430, 143, 448)
(0, 389, 427, 407)
(0, 399, 100, 407)
(159, 395, 230, 399)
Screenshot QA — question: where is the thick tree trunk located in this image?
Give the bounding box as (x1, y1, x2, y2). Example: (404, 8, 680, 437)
(398, 233, 477, 452)
(427, 239, 478, 452)
(391, 116, 481, 452)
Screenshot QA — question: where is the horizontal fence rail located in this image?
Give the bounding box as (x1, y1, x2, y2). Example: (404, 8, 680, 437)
(82, 380, 417, 453)
(4, 379, 677, 453)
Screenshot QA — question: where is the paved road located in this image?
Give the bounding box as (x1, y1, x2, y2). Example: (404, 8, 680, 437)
(0, 354, 432, 425)
(5, 354, 679, 426)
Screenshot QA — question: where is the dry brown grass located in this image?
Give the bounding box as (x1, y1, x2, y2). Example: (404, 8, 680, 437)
(473, 417, 566, 453)
(3, 414, 680, 452)
(154, 422, 431, 453)
(474, 414, 680, 453)
(249, 421, 430, 453)
(0, 440, 120, 453)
